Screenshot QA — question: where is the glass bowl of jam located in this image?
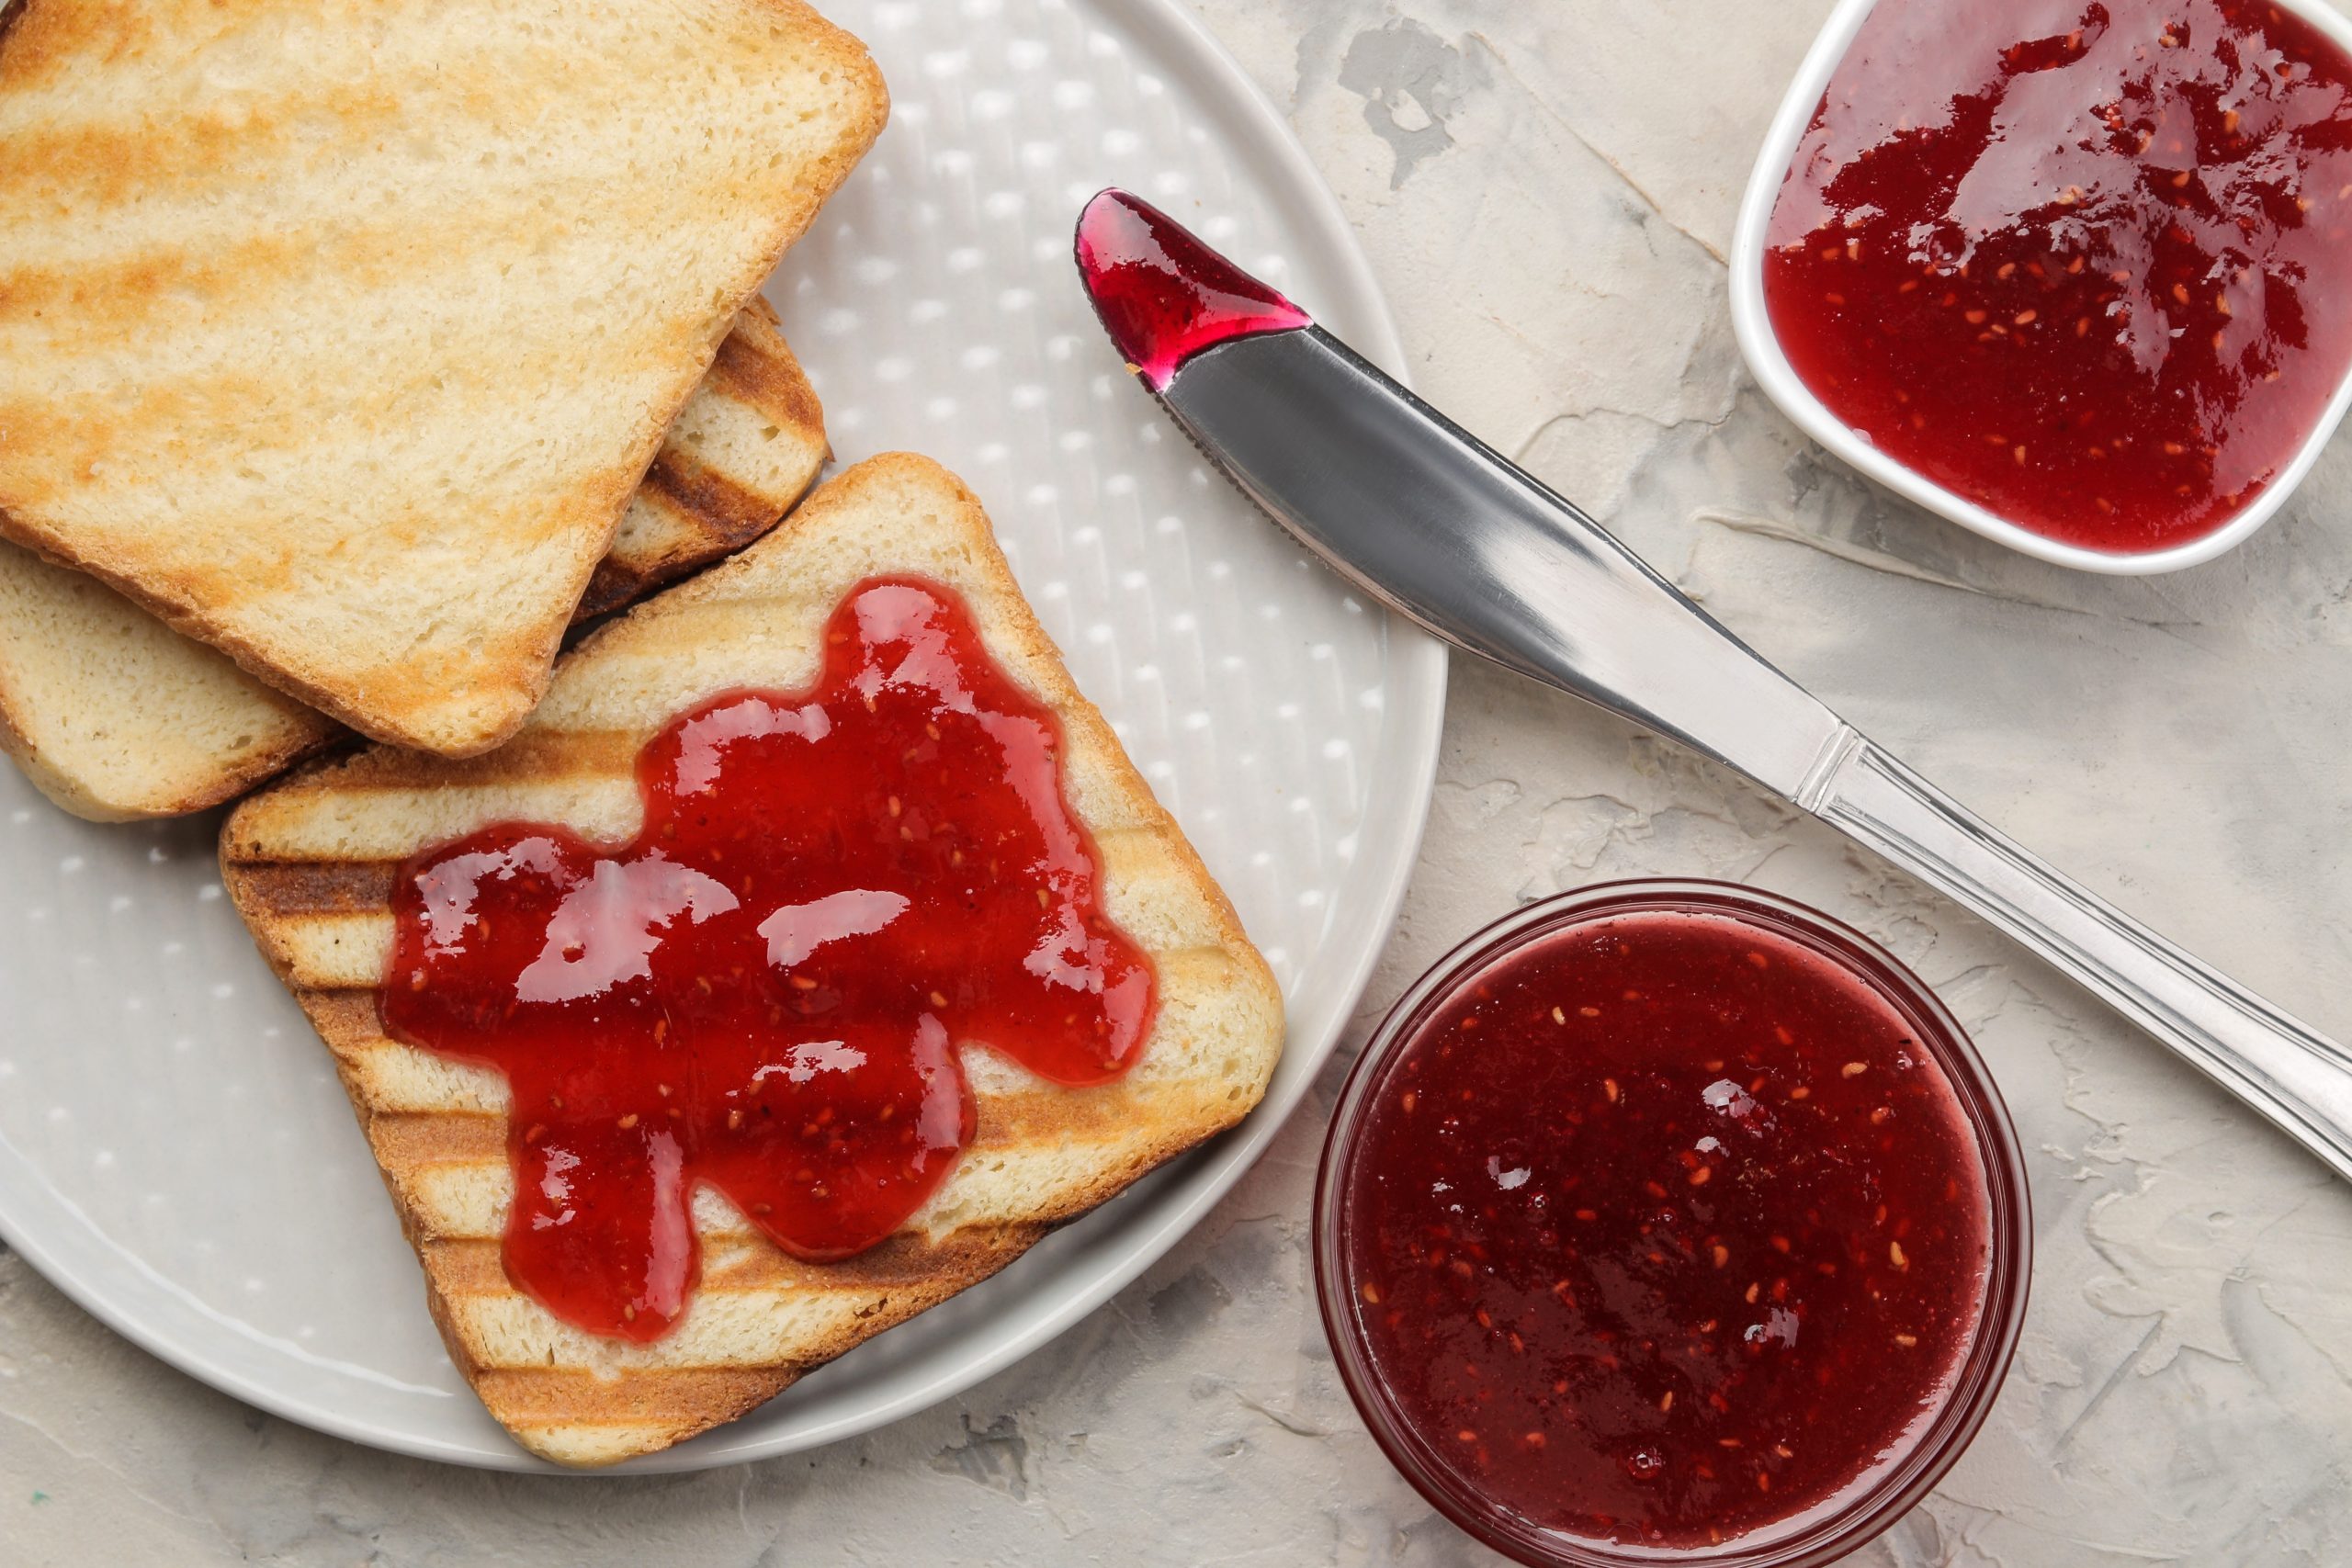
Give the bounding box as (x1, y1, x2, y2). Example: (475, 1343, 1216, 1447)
(1313, 881, 2030, 1566)
(1730, 0, 2352, 573)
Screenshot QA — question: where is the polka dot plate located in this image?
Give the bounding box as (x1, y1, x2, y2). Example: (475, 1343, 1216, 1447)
(0, 0, 1445, 1471)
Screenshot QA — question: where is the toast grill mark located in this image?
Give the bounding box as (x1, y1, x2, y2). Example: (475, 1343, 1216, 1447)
(381, 578, 1158, 1342)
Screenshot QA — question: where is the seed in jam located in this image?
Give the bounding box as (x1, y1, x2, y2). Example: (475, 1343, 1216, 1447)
(1765, 0, 2352, 551)
(1336, 908, 1991, 1550)
(381, 579, 1156, 1342)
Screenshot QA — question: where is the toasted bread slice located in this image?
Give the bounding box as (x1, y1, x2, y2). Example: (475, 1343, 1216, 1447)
(221, 455, 1286, 1466)
(0, 0, 885, 756)
(0, 303, 828, 822)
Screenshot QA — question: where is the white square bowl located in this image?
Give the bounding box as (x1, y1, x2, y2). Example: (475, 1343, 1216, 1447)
(1728, 0, 2352, 575)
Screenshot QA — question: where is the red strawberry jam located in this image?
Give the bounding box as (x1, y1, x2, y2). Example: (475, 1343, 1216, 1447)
(1075, 187, 1311, 389)
(381, 579, 1155, 1342)
(1327, 896, 1997, 1553)
(1764, 0, 2352, 552)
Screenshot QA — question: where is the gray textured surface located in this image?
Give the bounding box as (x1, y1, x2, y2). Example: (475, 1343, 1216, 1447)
(7, 1, 2352, 1562)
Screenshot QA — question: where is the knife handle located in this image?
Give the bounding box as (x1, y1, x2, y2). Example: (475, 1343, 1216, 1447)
(1805, 728, 2352, 1179)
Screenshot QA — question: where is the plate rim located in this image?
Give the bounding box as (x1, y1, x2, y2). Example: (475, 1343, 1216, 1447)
(0, 0, 1449, 1473)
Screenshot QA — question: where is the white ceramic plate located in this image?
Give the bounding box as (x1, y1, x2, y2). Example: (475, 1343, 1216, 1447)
(1728, 0, 2352, 575)
(0, 0, 1445, 1472)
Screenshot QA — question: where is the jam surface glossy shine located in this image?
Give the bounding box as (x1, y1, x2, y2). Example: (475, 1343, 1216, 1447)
(1765, 0, 2352, 551)
(1339, 909, 1990, 1551)
(382, 579, 1155, 1342)
(1075, 188, 1310, 389)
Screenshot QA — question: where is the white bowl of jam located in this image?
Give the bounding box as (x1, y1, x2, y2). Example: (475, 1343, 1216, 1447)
(1730, 0, 2352, 574)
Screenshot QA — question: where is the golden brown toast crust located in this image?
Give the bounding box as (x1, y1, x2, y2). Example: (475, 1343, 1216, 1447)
(221, 456, 1286, 1465)
(576, 300, 831, 619)
(0, 563, 335, 821)
(0, 0, 886, 756)
(0, 305, 828, 821)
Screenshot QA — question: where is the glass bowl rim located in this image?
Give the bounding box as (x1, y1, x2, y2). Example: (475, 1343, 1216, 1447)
(1311, 878, 2033, 1568)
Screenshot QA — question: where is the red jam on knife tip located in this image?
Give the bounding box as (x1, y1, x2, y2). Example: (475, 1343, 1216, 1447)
(382, 578, 1156, 1343)
(1765, 0, 2352, 553)
(1074, 187, 1311, 389)
(1318, 886, 2025, 1562)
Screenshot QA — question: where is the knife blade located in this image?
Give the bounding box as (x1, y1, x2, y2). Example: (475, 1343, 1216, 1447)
(1164, 325, 1846, 800)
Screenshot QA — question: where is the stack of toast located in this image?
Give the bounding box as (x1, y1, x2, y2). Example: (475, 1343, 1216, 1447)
(0, 0, 1283, 1465)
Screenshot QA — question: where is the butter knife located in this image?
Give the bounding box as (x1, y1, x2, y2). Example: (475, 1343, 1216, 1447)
(1075, 187, 2352, 1183)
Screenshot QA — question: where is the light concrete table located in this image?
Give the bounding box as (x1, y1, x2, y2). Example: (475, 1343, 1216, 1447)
(7, 2, 2351, 1562)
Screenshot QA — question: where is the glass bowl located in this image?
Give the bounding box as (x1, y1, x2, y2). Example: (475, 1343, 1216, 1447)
(1313, 880, 2031, 1567)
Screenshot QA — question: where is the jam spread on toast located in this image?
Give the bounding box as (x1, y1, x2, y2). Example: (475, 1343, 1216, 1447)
(1765, 0, 2352, 550)
(1076, 187, 1311, 389)
(1338, 908, 1990, 1548)
(382, 579, 1156, 1341)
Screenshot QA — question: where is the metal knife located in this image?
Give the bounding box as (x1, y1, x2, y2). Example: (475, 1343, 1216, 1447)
(1074, 187, 2352, 1184)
